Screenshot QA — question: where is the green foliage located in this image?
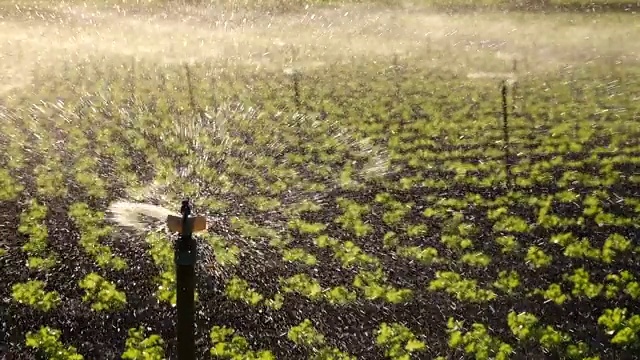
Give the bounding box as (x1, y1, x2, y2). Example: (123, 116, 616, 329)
(205, 234, 241, 267)
(525, 246, 553, 269)
(405, 224, 428, 238)
(335, 198, 372, 237)
(18, 200, 49, 256)
(375, 322, 426, 359)
(429, 271, 496, 302)
(288, 320, 355, 359)
(396, 246, 440, 265)
(333, 240, 379, 268)
(282, 247, 318, 265)
(68, 202, 127, 271)
(492, 215, 530, 233)
(27, 254, 59, 270)
(459, 251, 491, 267)
(447, 318, 513, 360)
(225, 276, 264, 306)
(324, 286, 358, 305)
(598, 308, 640, 347)
(26, 327, 83, 360)
(353, 268, 413, 304)
(441, 234, 473, 251)
(506, 311, 581, 354)
(602, 234, 632, 263)
(532, 283, 569, 305)
(210, 326, 275, 359)
(288, 218, 327, 235)
(0, 169, 24, 201)
(493, 270, 520, 295)
(122, 327, 165, 360)
(12, 280, 60, 312)
(564, 268, 603, 299)
(495, 235, 518, 253)
(146, 232, 178, 305)
(604, 271, 640, 300)
(281, 274, 323, 300)
(375, 193, 412, 226)
(288, 319, 325, 348)
(79, 272, 127, 311)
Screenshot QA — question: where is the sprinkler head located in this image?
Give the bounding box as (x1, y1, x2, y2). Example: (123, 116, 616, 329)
(181, 199, 191, 216)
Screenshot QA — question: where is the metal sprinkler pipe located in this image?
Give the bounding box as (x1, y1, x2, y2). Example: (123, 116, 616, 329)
(175, 198, 196, 360)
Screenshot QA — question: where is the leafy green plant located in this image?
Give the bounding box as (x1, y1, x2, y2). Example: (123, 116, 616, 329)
(27, 254, 58, 270)
(205, 234, 241, 267)
(0, 169, 24, 201)
(441, 234, 473, 251)
(429, 271, 496, 303)
(525, 246, 553, 269)
(447, 318, 513, 360)
(281, 274, 323, 300)
(396, 246, 440, 265)
(210, 326, 275, 359)
(532, 283, 569, 305)
(146, 232, 178, 305)
(507, 311, 573, 352)
(12, 280, 60, 312)
(324, 286, 358, 305)
(602, 233, 632, 263)
(459, 252, 491, 267)
(495, 235, 518, 253)
(122, 327, 165, 360)
(493, 270, 520, 295)
(288, 319, 355, 359)
(282, 247, 318, 266)
(18, 200, 49, 257)
(353, 268, 413, 304)
(79, 272, 127, 311)
(225, 276, 264, 306)
(288, 319, 325, 348)
(335, 198, 372, 237)
(375, 322, 426, 359)
(405, 224, 428, 238)
(604, 271, 640, 300)
(493, 215, 530, 233)
(598, 308, 640, 347)
(26, 326, 83, 360)
(288, 218, 327, 235)
(564, 268, 603, 299)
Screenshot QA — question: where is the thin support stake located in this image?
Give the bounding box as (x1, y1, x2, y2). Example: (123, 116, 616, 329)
(185, 64, 197, 114)
(501, 81, 512, 190)
(512, 59, 518, 115)
(293, 71, 301, 110)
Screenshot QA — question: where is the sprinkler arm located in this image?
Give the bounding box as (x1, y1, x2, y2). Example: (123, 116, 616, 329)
(166, 215, 207, 233)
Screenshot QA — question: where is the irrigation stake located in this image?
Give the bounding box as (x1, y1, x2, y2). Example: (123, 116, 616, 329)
(185, 64, 197, 114)
(512, 59, 518, 115)
(129, 57, 137, 108)
(501, 81, 512, 190)
(393, 54, 401, 101)
(167, 199, 207, 360)
(286, 45, 302, 110)
(292, 70, 301, 110)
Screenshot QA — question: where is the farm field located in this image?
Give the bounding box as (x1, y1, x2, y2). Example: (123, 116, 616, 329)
(1, 0, 640, 359)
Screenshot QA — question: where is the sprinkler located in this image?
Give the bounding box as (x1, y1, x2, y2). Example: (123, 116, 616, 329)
(167, 199, 207, 360)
